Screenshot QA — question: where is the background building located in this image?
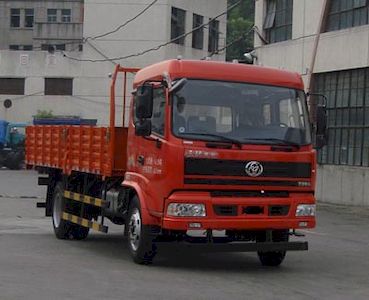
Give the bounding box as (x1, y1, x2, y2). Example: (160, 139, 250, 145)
(0, 0, 83, 51)
(254, 0, 369, 206)
(0, 0, 227, 125)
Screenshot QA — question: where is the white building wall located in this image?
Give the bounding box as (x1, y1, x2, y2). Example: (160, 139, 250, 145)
(254, 0, 369, 206)
(0, 0, 227, 126)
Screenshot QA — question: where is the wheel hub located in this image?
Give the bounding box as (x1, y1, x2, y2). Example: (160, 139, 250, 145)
(129, 209, 141, 251)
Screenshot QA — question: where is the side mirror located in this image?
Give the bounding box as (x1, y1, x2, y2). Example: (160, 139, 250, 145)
(135, 83, 153, 120)
(316, 105, 327, 135)
(315, 105, 328, 149)
(135, 120, 152, 137)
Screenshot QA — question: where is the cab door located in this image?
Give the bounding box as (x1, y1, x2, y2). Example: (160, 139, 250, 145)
(127, 86, 169, 214)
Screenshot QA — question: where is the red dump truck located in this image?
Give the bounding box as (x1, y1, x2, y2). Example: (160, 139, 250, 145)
(26, 59, 327, 265)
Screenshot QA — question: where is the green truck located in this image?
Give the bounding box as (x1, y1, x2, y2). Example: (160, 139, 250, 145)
(0, 120, 26, 170)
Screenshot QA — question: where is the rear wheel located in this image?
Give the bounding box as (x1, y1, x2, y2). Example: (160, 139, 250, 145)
(257, 230, 289, 267)
(5, 151, 24, 170)
(52, 182, 89, 240)
(126, 196, 157, 264)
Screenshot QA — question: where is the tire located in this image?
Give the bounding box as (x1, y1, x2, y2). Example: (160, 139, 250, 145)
(71, 226, 89, 240)
(126, 196, 157, 264)
(5, 151, 23, 170)
(257, 230, 289, 267)
(52, 182, 89, 240)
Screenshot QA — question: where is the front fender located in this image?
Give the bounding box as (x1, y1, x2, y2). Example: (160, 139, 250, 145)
(122, 178, 162, 226)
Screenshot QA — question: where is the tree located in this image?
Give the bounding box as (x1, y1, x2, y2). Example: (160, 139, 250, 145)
(226, 0, 255, 61)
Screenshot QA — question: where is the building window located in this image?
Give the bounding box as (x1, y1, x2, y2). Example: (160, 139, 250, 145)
(61, 9, 71, 23)
(41, 44, 51, 51)
(45, 78, 73, 95)
(192, 14, 204, 49)
(171, 7, 186, 45)
(25, 9, 34, 28)
(47, 9, 57, 22)
(55, 44, 66, 51)
(9, 45, 33, 51)
(0, 78, 25, 95)
(263, 0, 293, 43)
(315, 68, 369, 166)
(41, 44, 66, 51)
(23, 45, 33, 51)
(326, 0, 369, 31)
(10, 9, 21, 28)
(208, 19, 220, 52)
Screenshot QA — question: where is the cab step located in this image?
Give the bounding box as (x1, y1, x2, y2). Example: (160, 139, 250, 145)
(62, 212, 109, 233)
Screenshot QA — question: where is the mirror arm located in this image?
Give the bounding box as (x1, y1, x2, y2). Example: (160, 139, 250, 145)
(143, 136, 155, 141)
(162, 72, 172, 90)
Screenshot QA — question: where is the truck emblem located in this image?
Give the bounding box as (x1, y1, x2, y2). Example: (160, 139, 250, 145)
(245, 161, 263, 177)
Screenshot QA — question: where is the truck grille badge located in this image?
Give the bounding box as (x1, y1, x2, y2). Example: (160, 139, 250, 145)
(245, 161, 264, 177)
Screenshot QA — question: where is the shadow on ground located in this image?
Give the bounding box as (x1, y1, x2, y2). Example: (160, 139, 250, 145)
(64, 232, 293, 274)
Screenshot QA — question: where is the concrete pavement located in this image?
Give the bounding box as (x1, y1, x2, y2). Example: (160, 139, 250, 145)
(0, 170, 369, 300)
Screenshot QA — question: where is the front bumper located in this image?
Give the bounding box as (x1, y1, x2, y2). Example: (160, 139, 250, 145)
(156, 241, 309, 252)
(162, 191, 316, 231)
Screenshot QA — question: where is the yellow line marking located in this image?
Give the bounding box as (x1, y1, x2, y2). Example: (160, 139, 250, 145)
(62, 212, 69, 220)
(63, 191, 106, 208)
(61, 212, 108, 233)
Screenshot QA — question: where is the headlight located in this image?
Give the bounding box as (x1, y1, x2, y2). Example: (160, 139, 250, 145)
(167, 203, 206, 217)
(296, 204, 316, 217)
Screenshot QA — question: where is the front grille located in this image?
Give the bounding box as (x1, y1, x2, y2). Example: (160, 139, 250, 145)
(210, 190, 289, 198)
(185, 158, 311, 178)
(212, 204, 290, 217)
(213, 205, 238, 216)
(184, 178, 299, 187)
(268, 205, 290, 216)
(243, 206, 264, 215)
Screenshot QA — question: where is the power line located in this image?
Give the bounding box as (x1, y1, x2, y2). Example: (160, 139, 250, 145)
(29, 0, 159, 52)
(2, 91, 44, 102)
(62, 0, 242, 63)
(85, 39, 117, 66)
(90, 0, 159, 41)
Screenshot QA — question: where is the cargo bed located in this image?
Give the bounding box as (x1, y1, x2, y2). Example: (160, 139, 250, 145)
(26, 125, 128, 177)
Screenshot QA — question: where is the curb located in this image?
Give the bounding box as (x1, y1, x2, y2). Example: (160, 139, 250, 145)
(0, 195, 42, 199)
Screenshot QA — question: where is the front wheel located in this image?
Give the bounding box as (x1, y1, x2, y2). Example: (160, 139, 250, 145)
(257, 230, 289, 267)
(126, 196, 157, 264)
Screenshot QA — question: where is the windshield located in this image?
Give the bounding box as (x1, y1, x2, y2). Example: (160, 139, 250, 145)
(172, 80, 311, 146)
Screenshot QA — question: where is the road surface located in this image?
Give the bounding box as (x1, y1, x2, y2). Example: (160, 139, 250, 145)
(0, 170, 368, 300)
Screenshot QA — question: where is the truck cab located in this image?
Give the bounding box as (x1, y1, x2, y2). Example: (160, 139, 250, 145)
(127, 59, 316, 226)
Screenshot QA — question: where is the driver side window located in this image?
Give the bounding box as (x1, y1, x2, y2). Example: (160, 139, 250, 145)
(151, 88, 166, 136)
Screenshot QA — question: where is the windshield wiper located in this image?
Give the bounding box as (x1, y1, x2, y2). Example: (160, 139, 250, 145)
(243, 138, 301, 148)
(183, 132, 243, 149)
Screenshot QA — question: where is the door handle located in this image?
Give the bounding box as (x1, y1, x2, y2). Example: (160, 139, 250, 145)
(137, 155, 145, 165)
